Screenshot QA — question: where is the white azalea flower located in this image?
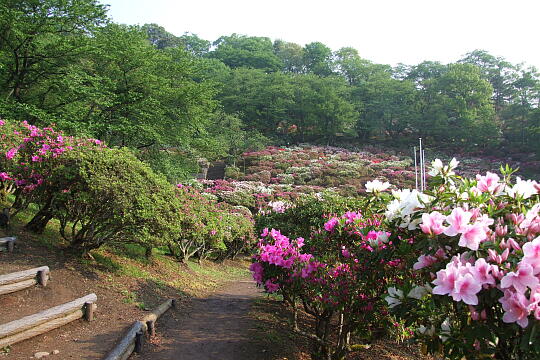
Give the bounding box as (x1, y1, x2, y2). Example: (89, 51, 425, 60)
(385, 287, 404, 309)
(428, 159, 444, 177)
(418, 325, 436, 336)
(365, 179, 391, 193)
(407, 284, 431, 299)
(506, 177, 539, 199)
(440, 318, 451, 341)
(428, 158, 459, 177)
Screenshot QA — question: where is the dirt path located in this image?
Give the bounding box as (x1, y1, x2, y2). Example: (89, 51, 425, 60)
(137, 279, 269, 360)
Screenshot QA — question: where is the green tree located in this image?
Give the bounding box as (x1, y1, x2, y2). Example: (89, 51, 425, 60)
(273, 39, 304, 73)
(303, 42, 334, 76)
(0, 0, 107, 121)
(142, 23, 181, 49)
(357, 74, 419, 139)
(209, 34, 283, 72)
(424, 63, 500, 147)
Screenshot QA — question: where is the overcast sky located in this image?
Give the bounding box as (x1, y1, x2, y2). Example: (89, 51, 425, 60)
(98, 0, 540, 69)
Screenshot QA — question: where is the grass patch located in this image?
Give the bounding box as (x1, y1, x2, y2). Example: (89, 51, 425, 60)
(120, 262, 151, 279)
(88, 252, 122, 273)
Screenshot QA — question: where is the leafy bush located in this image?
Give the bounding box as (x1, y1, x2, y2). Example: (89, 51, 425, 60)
(251, 211, 400, 359)
(46, 147, 180, 254)
(255, 191, 366, 240)
(168, 186, 256, 263)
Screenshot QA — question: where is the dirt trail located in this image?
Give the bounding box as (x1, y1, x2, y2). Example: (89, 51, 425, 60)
(137, 279, 268, 360)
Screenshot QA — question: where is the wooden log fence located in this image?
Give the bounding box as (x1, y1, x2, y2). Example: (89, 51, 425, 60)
(0, 293, 97, 348)
(0, 237, 16, 253)
(0, 266, 50, 296)
(102, 298, 176, 360)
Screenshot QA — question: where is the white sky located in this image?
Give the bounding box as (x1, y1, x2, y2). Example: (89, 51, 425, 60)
(98, 0, 540, 69)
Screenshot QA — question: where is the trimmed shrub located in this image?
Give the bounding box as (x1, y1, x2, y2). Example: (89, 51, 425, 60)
(46, 146, 180, 253)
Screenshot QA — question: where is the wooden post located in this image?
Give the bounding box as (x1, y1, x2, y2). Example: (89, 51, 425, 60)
(7, 239, 14, 253)
(134, 330, 144, 353)
(146, 320, 155, 337)
(37, 270, 48, 287)
(84, 302, 94, 321)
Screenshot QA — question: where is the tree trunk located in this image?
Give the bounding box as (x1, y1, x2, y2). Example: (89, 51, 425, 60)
(145, 246, 153, 259)
(25, 210, 53, 234)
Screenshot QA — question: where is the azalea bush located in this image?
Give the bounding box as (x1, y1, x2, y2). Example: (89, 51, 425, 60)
(240, 145, 416, 193)
(384, 159, 540, 359)
(43, 147, 180, 254)
(0, 119, 105, 230)
(251, 200, 404, 359)
(255, 192, 371, 241)
(169, 185, 256, 263)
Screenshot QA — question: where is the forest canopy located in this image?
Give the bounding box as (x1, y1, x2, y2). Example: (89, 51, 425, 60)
(1, 1, 538, 180)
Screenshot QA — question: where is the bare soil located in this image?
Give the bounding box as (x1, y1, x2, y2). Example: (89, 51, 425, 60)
(136, 280, 272, 360)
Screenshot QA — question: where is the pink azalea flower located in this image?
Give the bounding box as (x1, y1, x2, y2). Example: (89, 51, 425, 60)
(0, 120, 4, 126)
(522, 236, 540, 274)
(471, 258, 496, 286)
(499, 289, 531, 328)
(451, 273, 482, 305)
(458, 223, 487, 250)
(413, 254, 438, 270)
(265, 280, 280, 293)
(5, 148, 17, 160)
(324, 217, 339, 232)
(433, 262, 460, 296)
(476, 172, 502, 193)
(444, 207, 472, 237)
(0, 172, 10, 181)
(249, 262, 264, 283)
(501, 263, 539, 293)
(420, 211, 447, 235)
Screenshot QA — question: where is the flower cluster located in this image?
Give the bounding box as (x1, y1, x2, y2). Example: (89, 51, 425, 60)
(251, 209, 402, 358)
(384, 159, 540, 358)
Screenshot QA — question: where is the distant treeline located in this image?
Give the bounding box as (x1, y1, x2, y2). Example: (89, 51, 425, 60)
(1, 0, 538, 180)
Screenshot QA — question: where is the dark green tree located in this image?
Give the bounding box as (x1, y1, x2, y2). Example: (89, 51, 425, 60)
(0, 0, 108, 121)
(209, 34, 283, 72)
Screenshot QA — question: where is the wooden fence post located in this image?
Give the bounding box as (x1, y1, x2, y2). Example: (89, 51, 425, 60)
(134, 330, 144, 353)
(146, 320, 155, 337)
(7, 239, 14, 253)
(37, 270, 48, 287)
(84, 302, 95, 321)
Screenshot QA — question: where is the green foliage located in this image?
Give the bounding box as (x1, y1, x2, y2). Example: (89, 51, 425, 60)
(256, 192, 366, 240)
(168, 186, 255, 263)
(47, 147, 180, 253)
(210, 34, 283, 72)
(0, 0, 108, 109)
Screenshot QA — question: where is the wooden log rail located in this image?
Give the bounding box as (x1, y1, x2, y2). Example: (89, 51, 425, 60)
(0, 266, 50, 296)
(0, 237, 16, 253)
(0, 293, 97, 348)
(102, 298, 176, 360)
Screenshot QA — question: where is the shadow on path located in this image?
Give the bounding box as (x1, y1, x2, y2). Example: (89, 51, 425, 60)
(138, 280, 269, 360)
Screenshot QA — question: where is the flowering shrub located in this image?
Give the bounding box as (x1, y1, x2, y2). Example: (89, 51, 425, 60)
(255, 191, 366, 240)
(240, 145, 416, 193)
(0, 119, 105, 231)
(384, 161, 540, 359)
(251, 207, 403, 359)
(43, 147, 180, 254)
(169, 185, 256, 263)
